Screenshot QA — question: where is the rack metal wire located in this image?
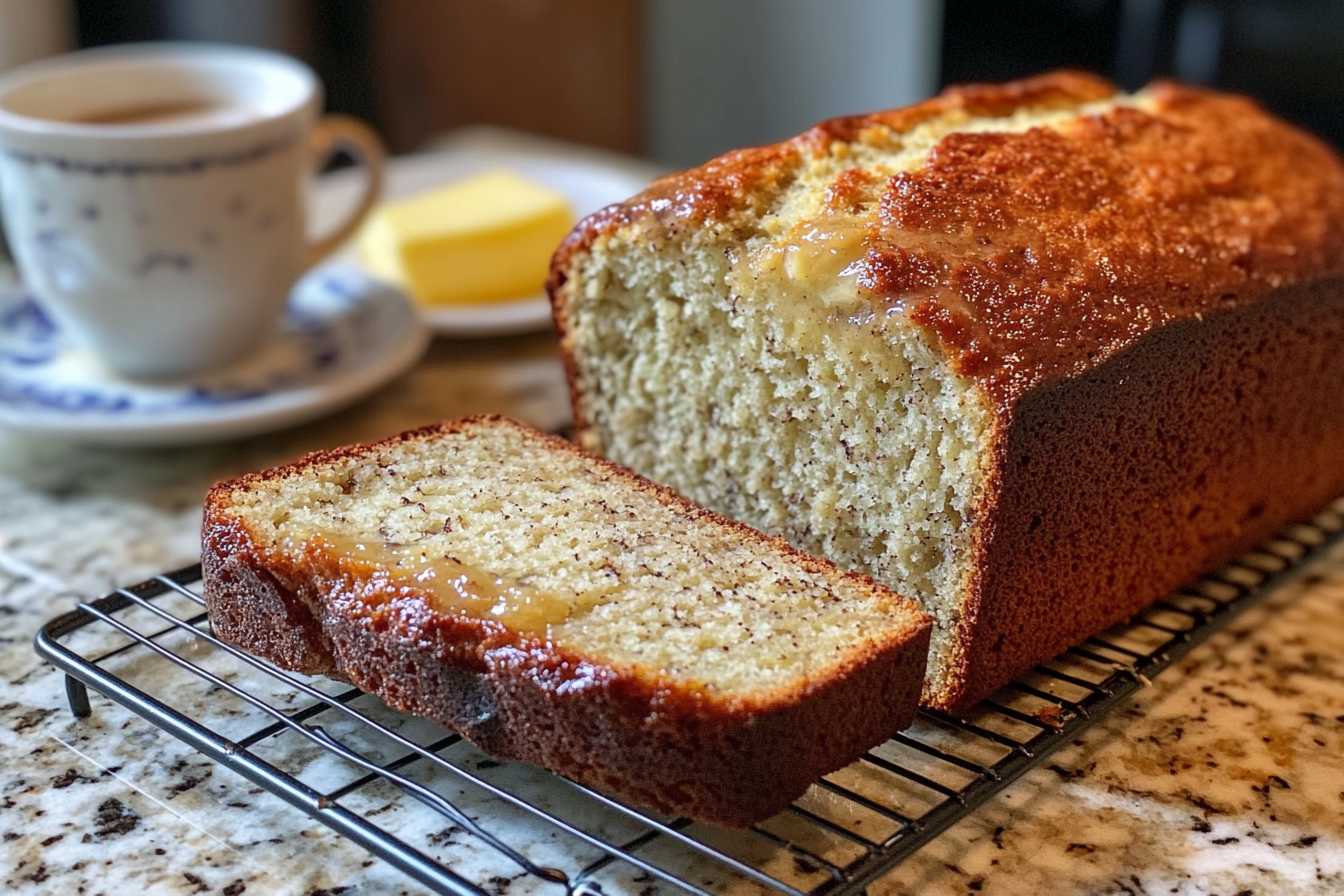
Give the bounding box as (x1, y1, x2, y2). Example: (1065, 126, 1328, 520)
(34, 497, 1344, 896)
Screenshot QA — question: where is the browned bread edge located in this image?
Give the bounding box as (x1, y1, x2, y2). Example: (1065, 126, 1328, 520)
(201, 415, 931, 825)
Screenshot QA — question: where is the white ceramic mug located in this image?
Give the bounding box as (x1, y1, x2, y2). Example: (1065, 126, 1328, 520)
(0, 43, 384, 378)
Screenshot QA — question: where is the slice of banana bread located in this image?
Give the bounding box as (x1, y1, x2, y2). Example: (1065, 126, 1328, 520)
(202, 416, 930, 825)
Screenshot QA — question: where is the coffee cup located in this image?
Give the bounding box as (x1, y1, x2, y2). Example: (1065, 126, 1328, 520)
(0, 43, 384, 378)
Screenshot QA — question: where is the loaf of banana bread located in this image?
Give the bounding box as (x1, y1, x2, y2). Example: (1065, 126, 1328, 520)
(549, 71, 1344, 710)
(202, 416, 930, 824)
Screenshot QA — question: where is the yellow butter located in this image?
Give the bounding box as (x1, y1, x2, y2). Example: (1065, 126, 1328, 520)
(360, 171, 575, 306)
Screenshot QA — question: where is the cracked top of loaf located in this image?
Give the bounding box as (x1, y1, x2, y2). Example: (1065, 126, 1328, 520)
(551, 71, 1344, 402)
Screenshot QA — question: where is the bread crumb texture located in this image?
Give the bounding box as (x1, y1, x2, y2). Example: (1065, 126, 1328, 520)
(220, 421, 918, 699)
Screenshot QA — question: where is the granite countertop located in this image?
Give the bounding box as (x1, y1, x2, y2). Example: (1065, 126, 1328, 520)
(2, 329, 1343, 895)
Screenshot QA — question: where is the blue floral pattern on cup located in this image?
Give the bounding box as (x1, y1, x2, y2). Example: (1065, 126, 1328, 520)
(0, 298, 59, 366)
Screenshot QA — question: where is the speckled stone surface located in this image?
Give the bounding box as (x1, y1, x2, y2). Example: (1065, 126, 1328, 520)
(0, 334, 577, 895)
(3, 333, 1344, 895)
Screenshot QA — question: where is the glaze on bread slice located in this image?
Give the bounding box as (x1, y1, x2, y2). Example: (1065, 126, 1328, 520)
(202, 416, 931, 825)
(550, 71, 1344, 710)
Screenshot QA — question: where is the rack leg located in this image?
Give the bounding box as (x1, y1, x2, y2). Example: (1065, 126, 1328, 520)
(65, 675, 91, 718)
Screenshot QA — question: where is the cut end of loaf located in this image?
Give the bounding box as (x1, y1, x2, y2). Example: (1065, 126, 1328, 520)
(558, 230, 991, 704)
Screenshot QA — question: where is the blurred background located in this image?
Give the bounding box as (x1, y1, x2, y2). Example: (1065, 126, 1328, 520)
(2, 0, 1339, 167)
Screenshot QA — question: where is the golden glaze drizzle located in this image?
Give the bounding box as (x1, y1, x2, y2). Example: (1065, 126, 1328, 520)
(731, 216, 870, 308)
(309, 534, 613, 635)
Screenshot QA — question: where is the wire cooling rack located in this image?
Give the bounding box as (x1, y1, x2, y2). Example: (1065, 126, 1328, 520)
(34, 497, 1344, 896)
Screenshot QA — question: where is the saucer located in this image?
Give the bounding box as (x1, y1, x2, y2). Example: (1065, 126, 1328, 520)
(317, 128, 660, 338)
(0, 264, 429, 445)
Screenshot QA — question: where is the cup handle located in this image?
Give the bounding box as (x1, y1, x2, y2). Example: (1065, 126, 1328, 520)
(305, 115, 385, 267)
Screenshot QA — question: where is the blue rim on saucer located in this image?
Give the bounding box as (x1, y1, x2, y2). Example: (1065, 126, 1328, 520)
(0, 264, 429, 444)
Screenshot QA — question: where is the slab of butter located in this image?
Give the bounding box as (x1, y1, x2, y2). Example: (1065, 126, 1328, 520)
(359, 171, 575, 306)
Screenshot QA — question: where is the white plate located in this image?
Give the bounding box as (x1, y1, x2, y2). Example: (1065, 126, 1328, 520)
(0, 265, 429, 445)
(316, 130, 657, 338)
(418, 290, 555, 337)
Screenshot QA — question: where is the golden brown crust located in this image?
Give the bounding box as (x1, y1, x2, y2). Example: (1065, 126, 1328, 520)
(875, 81, 1344, 402)
(545, 70, 1116, 288)
(201, 416, 930, 825)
